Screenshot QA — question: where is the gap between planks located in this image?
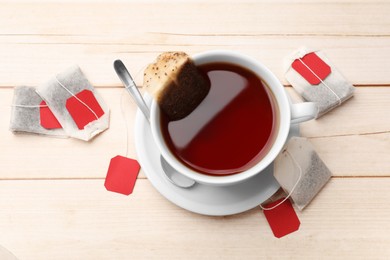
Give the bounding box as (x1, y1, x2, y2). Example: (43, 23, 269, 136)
(1, 176, 389, 181)
(308, 130, 390, 139)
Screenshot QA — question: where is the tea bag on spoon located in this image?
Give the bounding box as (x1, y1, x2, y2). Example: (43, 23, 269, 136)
(9, 86, 67, 137)
(36, 66, 110, 141)
(274, 137, 331, 210)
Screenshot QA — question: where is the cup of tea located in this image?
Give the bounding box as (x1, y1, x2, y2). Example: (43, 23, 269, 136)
(150, 50, 316, 186)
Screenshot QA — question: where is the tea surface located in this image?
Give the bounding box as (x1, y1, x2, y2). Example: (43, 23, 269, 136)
(161, 62, 277, 176)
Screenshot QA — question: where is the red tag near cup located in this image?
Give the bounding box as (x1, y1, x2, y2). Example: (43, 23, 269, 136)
(66, 89, 104, 130)
(262, 198, 300, 238)
(104, 156, 140, 195)
(292, 52, 331, 85)
(40, 101, 62, 129)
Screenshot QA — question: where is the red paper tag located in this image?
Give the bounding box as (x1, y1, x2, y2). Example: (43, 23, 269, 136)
(292, 52, 331, 85)
(262, 198, 300, 238)
(66, 89, 104, 130)
(104, 156, 140, 195)
(40, 101, 62, 129)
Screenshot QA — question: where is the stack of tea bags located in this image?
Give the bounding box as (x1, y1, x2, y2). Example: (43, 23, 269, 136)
(10, 66, 110, 141)
(284, 47, 355, 118)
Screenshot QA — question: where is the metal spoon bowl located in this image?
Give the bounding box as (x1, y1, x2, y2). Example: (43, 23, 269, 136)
(160, 156, 196, 188)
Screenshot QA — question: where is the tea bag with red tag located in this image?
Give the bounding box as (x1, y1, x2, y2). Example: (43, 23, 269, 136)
(37, 66, 110, 141)
(9, 86, 67, 137)
(262, 197, 301, 238)
(284, 47, 355, 118)
(274, 137, 331, 210)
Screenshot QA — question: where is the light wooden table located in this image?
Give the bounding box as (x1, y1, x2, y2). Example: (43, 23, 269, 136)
(1, 1, 390, 259)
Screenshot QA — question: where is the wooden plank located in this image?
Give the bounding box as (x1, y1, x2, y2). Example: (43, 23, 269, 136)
(0, 38, 389, 87)
(0, 2, 390, 86)
(0, 178, 389, 259)
(288, 87, 390, 138)
(310, 133, 390, 176)
(1, 88, 144, 179)
(1, 2, 389, 36)
(1, 87, 389, 179)
(4, 0, 388, 3)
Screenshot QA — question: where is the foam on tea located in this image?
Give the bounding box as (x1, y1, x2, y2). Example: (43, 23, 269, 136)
(160, 62, 278, 176)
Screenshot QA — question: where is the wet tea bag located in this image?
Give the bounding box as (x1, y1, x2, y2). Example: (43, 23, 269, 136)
(143, 51, 210, 120)
(284, 47, 355, 118)
(274, 137, 331, 210)
(36, 66, 110, 141)
(9, 86, 67, 137)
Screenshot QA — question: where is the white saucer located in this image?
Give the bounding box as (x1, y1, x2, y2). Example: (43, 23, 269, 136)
(134, 95, 299, 216)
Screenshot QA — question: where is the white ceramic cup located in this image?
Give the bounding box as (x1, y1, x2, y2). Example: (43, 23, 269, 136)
(150, 50, 316, 186)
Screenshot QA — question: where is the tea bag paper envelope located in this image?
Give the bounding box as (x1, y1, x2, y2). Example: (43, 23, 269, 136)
(37, 66, 110, 141)
(284, 47, 355, 118)
(9, 86, 67, 137)
(274, 137, 331, 210)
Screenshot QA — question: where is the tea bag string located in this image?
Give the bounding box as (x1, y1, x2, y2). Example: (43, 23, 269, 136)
(12, 78, 101, 118)
(55, 77, 99, 120)
(120, 65, 147, 157)
(121, 89, 130, 157)
(259, 150, 302, 211)
(297, 58, 342, 105)
(11, 104, 48, 108)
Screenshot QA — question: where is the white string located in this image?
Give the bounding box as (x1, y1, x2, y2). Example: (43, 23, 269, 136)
(54, 77, 99, 119)
(120, 89, 129, 157)
(11, 104, 48, 108)
(119, 65, 147, 157)
(260, 150, 302, 211)
(298, 58, 342, 105)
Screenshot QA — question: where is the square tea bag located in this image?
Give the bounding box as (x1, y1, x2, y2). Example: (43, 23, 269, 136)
(9, 86, 67, 137)
(274, 137, 331, 210)
(284, 47, 355, 118)
(37, 66, 110, 141)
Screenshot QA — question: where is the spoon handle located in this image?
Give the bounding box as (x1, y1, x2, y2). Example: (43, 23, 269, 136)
(114, 59, 151, 123)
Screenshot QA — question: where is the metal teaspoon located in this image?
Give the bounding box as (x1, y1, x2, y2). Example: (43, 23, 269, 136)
(113, 59, 196, 189)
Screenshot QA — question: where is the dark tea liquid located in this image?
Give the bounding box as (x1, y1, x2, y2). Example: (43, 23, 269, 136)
(160, 62, 277, 176)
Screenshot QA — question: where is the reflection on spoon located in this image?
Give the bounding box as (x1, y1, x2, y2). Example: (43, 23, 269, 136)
(160, 156, 196, 188)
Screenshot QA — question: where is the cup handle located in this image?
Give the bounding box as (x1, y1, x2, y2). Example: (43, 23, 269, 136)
(290, 102, 317, 124)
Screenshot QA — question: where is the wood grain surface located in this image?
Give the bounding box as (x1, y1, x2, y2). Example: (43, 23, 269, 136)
(0, 1, 389, 259)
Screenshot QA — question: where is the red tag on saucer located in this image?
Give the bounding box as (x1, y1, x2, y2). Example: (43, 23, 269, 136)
(104, 156, 140, 195)
(292, 52, 331, 85)
(66, 89, 104, 130)
(40, 101, 62, 129)
(262, 198, 300, 238)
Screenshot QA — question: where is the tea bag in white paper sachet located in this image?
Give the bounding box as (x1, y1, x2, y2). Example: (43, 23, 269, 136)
(274, 137, 332, 210)
(10, 86, 67, 137)
(37, 66, 110, 141)
(284, 47, 355, 118)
